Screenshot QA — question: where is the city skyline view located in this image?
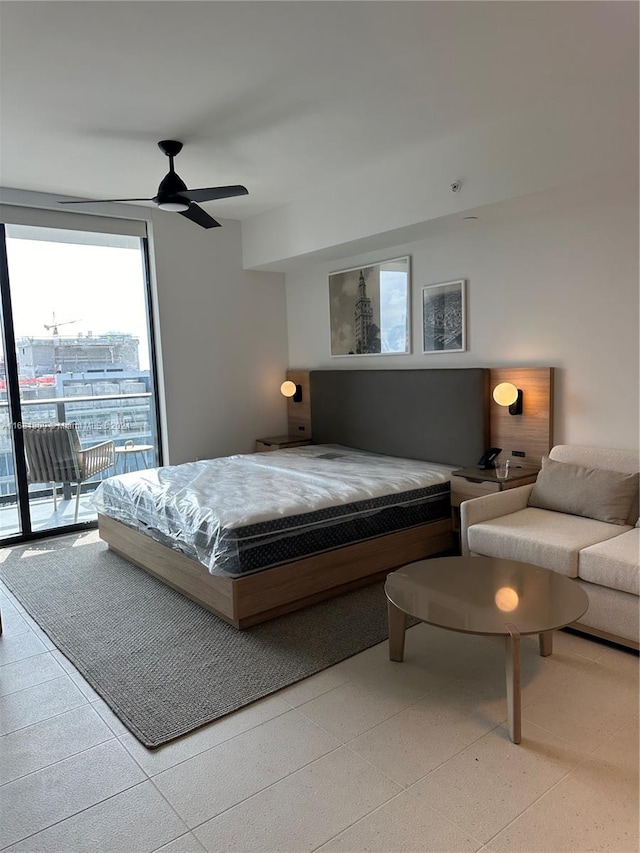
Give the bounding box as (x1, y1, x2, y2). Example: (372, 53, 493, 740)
(0, 224, 160, 538)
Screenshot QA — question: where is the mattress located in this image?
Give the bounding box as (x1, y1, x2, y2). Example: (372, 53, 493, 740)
(93, 444, 455, 577)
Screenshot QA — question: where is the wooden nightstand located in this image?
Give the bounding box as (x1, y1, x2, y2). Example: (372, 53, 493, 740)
(450, 466, 539, 533)
(255, 435, 312, 452)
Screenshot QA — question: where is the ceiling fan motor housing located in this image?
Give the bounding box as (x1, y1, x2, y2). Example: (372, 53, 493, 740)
(156, 170, 189, 203)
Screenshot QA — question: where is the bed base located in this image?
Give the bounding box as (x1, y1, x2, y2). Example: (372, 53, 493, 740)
(98, 513, 453, 628)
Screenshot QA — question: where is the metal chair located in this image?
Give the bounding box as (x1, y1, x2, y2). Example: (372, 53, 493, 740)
(22, 423, 115, 523)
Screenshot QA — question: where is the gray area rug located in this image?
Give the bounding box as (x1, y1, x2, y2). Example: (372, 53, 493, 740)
(0, 531, 402, 748)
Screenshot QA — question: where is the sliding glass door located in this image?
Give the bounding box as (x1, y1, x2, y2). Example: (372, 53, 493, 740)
(0, 220, 161, 541)
(0, 279, 22, 538)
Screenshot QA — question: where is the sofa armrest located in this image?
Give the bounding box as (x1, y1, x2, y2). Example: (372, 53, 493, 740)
(460, 484, 535, 556)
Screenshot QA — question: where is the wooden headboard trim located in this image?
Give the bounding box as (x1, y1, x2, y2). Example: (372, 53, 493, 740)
(488, 367, 554, 467)
(287, 365, 554, 467)
(285, 369, 312, 438)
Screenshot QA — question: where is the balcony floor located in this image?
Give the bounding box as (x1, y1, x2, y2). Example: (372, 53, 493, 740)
(0, 490, 97, 540)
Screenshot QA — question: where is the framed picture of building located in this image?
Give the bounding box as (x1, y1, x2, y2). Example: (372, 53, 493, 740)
(329, 256, 410, 356)
(422, 279, 466, 353)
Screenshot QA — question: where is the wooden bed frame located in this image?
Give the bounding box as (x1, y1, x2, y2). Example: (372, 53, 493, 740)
(98, 367, 554, 629)
(98, 367, 502, 628)
(98, 513, 452, 628)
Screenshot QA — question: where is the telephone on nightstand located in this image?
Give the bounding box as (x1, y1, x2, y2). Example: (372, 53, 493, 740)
(477, 447, 502, 469)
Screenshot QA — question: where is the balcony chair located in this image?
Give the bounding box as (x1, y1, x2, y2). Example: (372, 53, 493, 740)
(22, 423, 115, 523)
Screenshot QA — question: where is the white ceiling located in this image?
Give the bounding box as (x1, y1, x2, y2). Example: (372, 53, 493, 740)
(1, 0, 637, 230)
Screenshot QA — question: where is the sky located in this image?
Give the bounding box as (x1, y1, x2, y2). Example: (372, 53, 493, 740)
(5, 233, 152, 370)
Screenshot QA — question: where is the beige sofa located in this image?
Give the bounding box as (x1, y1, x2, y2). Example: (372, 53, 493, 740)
(461, 445, 639, 649)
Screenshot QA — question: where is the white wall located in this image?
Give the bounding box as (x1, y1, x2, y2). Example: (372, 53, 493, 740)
(242, 75, 637, 270)
(285, 192, 639, 451)
(150, 211, 288, 464)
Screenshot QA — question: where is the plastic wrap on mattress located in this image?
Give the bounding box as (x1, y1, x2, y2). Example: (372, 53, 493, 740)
(93, 444, 455, 576)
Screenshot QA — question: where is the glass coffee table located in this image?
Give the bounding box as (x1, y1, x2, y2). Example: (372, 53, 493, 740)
(385, 556, 589, 743)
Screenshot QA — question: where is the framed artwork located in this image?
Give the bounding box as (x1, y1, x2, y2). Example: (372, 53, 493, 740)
(422, 279, 466, 353)
(329, 256, 410, 356)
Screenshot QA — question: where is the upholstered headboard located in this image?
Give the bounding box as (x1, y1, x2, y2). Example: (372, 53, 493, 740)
(310, 368, 489, 467)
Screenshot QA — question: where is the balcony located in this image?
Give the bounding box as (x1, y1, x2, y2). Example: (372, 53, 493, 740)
(0, 390, 157, 541)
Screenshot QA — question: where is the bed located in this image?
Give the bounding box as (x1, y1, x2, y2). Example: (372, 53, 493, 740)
(97, 368, 489, 627)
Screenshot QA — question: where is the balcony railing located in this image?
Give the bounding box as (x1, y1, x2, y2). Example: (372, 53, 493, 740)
(0, 391, 158, 505)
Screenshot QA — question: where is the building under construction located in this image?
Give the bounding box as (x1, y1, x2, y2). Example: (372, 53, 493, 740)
(16, 333, 140, 378)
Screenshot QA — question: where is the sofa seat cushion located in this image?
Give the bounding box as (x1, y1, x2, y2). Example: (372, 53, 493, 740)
(467, 507, 630, 578)
(578, 529, 640, 596)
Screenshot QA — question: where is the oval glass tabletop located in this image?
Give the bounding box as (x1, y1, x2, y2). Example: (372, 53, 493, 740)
(385, 556, 589, 637)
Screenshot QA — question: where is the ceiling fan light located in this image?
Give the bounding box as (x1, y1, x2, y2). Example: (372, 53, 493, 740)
(157, 200, 190, 212)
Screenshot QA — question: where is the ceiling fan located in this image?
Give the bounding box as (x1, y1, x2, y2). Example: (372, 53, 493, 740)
(58, 140, 248, 229)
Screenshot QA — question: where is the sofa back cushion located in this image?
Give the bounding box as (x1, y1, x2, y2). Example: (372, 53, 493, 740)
(549, 445, 639, 474)
(529, 456, 639, 525)
(549, 445, 639, 525)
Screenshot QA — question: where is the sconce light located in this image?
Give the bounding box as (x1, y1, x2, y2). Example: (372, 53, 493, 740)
(280, 380, 303, 403)
(493, 382, 523, 416)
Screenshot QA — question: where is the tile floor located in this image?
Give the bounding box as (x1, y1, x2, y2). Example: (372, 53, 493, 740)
(0, 575, 638, 853)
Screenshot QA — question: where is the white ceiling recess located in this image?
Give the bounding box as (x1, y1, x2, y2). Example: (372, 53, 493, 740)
(0, 2, 637, 269)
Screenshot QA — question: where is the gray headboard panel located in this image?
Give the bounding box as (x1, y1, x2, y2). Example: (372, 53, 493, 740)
(310, 369, 489, 468)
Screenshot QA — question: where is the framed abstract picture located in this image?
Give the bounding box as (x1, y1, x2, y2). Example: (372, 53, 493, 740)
(422, 279, 466, 353)
(329, 256, 410, 356)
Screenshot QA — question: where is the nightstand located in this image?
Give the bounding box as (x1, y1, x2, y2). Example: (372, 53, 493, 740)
(255, 435, 312, 452)
(450, 466, 539, 534)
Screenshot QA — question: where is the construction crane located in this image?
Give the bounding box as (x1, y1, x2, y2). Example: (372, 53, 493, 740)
(44, 313, 81, 336)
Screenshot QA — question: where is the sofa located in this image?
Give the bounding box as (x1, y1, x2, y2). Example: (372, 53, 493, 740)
(461, 445, 639, 649)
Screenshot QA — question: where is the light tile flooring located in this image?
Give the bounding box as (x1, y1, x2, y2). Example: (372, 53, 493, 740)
(0, 576, 638, 853)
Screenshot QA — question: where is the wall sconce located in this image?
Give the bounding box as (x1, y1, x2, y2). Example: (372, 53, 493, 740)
(493, 382, 523, 416)
(280, 380, 303, 403)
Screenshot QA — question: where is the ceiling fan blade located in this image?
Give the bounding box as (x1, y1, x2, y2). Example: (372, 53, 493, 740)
(179, 185, 248, 203)
(178, 203, 221, 229)
(58, 198, 153, 204)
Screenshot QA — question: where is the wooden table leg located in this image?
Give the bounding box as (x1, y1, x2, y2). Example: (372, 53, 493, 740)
(539, 630, 553, 657)
(505, 623, 522, 744)
(387, 599, 406, 662)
